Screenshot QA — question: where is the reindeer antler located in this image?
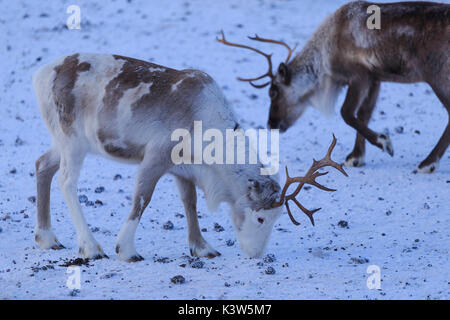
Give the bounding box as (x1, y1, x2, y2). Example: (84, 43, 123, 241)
(272, 135, 348, 226)
(247, 34, 298, 64)
(216, 30, 274, 88)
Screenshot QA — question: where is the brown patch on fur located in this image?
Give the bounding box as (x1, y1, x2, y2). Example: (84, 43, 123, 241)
(103, 141, 145, 161)
(331, 1, 449, 83)
(98, 56, 212, 160)
(130, 69, 213, 114)
(52, 54, 90, 134)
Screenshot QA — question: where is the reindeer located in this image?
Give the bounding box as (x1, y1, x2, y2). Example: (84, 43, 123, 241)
(218, 1, 450, 173)
(33, 53, 347, 261)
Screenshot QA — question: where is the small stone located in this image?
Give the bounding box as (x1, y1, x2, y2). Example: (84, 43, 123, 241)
(69, 289, 80, 296)
(349, 257, 369, 264)
(214, 223, 224, 232)
(263, 253, 276, 263)
(78, 195, 88, 203)
(385, 210, 392, 216)
(27, 196, 36, 204)
(15, 137, 24, 146)
(94, 200, 103, 206)
(9, 168, 17, 174)
(337, 220, 349, 228)
(163, 221, 174, 230)
(113, 174, 122, 181)
(85, 201, 95, 207)
(423, 203, 430, 210)
(226, 239, 235, 247)
(94, 186, 105, 193)
(100, 273, 117, 279)
(265, 266, 276, 275)
(395, 126, 404, 134)
(224, 282, 231, 287)
(170, 275, 185, 284)
(190, 260, 204, 269)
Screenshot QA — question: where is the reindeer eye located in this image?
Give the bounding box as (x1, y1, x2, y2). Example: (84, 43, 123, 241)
(257, 217, 265, 224)
(269, 87, 278, 99)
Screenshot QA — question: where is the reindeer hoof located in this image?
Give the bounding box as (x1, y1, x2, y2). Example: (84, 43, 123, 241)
(51, 243, 66, 250)
(78, 243, 107, 260)
(126, 254, 144, 262)
(414, 161, 439, 174)
(35, 228, 64, 250)
(377, 134, 394, 157)
(189, 241, 221, 258)
(344, 154, 365, 167)
(91, 253, 109, 260)
(206, 251, 221, 259)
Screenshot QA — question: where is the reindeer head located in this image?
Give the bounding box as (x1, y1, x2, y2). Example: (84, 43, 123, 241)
(232, 175, 282, 258)
(231, 135, 348, 258)
(217, 31, 317, 132)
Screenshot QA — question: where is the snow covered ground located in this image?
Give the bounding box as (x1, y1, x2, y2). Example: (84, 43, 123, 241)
(0, 0, 449, 300)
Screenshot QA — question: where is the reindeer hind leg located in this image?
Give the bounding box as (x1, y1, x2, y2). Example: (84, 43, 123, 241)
(34, 148, 64, 250)
(416, 83, 450, 173)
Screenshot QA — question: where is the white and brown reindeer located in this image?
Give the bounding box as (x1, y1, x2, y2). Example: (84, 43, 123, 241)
(33, 53, 347, 261)
(218, 1, 450, 173)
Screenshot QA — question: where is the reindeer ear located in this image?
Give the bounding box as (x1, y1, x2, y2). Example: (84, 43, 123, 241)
(248, 179, 261, 193)
(278, 63, 291, 85)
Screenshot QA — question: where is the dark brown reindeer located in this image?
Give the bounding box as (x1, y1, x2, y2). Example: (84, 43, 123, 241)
(218, 1, 450, 173)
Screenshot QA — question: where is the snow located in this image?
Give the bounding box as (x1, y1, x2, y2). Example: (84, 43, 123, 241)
(0, 0, 449, 300)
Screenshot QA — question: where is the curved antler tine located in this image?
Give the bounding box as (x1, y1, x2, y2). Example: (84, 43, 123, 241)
(237, 70, 272, 82)
(326, 134, 338, 158)
(285, 166, 290, 179)
(325, 134, 348, 177)
(249, 81, 271, 89)
(217, 31, 274, 86)
(285, 201, 301, 226)
(291, 198, 321, 226)
(285, 43, 299, 63)
(308, 180, 337, 192)
(248, 34, 297, 64)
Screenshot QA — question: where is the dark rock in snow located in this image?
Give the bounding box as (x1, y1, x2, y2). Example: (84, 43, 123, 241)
(394, 126, 404, 134)
(163, 221, 174, 230)
(214, 223, 224, 232)
(349, 257, 369, 264)
(78, 195, 88, 203)
(226, 239, 235, 246)
(27, 196, 36, 204)
(337, 220, 349, 228)
(171, 275, 186, 284)
(265, 266, 276, 275)
(190, 260, 204, 269)
(95, 186, 105, 193)
(263, 253, 276, 263)
(69, 289, 80, 296)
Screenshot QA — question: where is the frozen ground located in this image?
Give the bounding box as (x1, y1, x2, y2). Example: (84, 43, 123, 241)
(0, 0, 449, 299)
